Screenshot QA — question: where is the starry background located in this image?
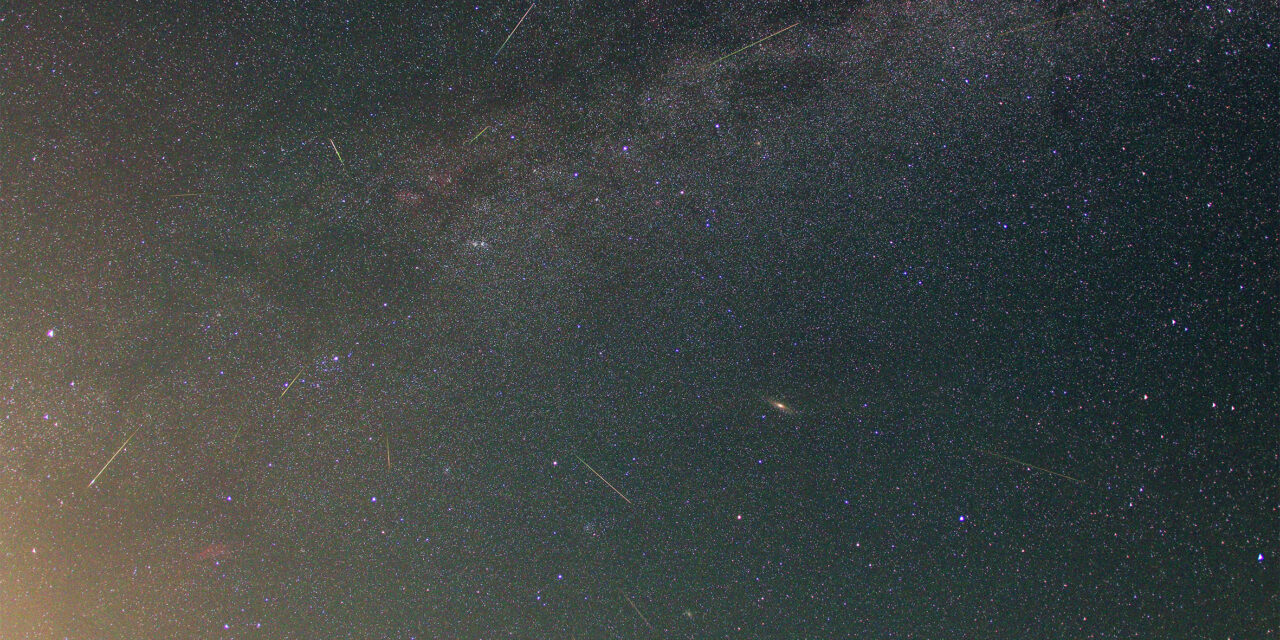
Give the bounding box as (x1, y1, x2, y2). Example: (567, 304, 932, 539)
(1, 1, 1276, 638)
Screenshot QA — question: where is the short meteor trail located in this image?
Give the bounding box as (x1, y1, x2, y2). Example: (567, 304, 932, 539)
(494, 3, 535, 59)
(89, 427, 141, 488)
(328, 138, 344, 166)
(975, 448, 1087, 486)
(280, 369, 303, 399)
(574, 454, 633, 505)
(385, 433, 392, 471)
(709, 21, 799, 67)
(621, 591, 656, 634)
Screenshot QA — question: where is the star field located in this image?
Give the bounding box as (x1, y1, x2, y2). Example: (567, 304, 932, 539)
(1, 1, 1276, 638)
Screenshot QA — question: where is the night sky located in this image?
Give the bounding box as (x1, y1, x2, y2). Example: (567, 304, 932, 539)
(2, 1, 1277, 638)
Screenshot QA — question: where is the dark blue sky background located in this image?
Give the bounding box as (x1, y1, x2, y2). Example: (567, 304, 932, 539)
(1, 1, 1275, 637)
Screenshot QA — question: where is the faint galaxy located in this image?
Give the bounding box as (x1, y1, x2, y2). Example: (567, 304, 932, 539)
(1, 1, 1277, 638)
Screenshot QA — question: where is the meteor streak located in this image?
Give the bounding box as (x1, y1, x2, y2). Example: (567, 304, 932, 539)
(709, 22, 799, 67)
(465, 125, 491, 145)
(328, 138, 344, 166)
(280, 368, 303, 399)
(89, 427, 141, 488)
(622, 591, 656, 634)
(494, 3, 535, 59)
(574, 454, 633, 505)
(975, 448, 1087, 486)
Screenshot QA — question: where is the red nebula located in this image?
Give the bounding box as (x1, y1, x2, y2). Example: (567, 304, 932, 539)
(192, 543, 231, 563)
(393, 190, 424, 205)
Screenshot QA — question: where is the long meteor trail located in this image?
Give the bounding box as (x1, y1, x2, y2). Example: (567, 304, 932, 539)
(622, 591, 656, 634)
(328, 138, 344, 166)
(494, 3, 535, 59)
(574, 454, 633, 505)
(280, 368, 303, 399)
(709, 22, 800, 67)
(465, 125, 491, 145)
(975, 448, 1087, 486)
(89, 427, 141, 488)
